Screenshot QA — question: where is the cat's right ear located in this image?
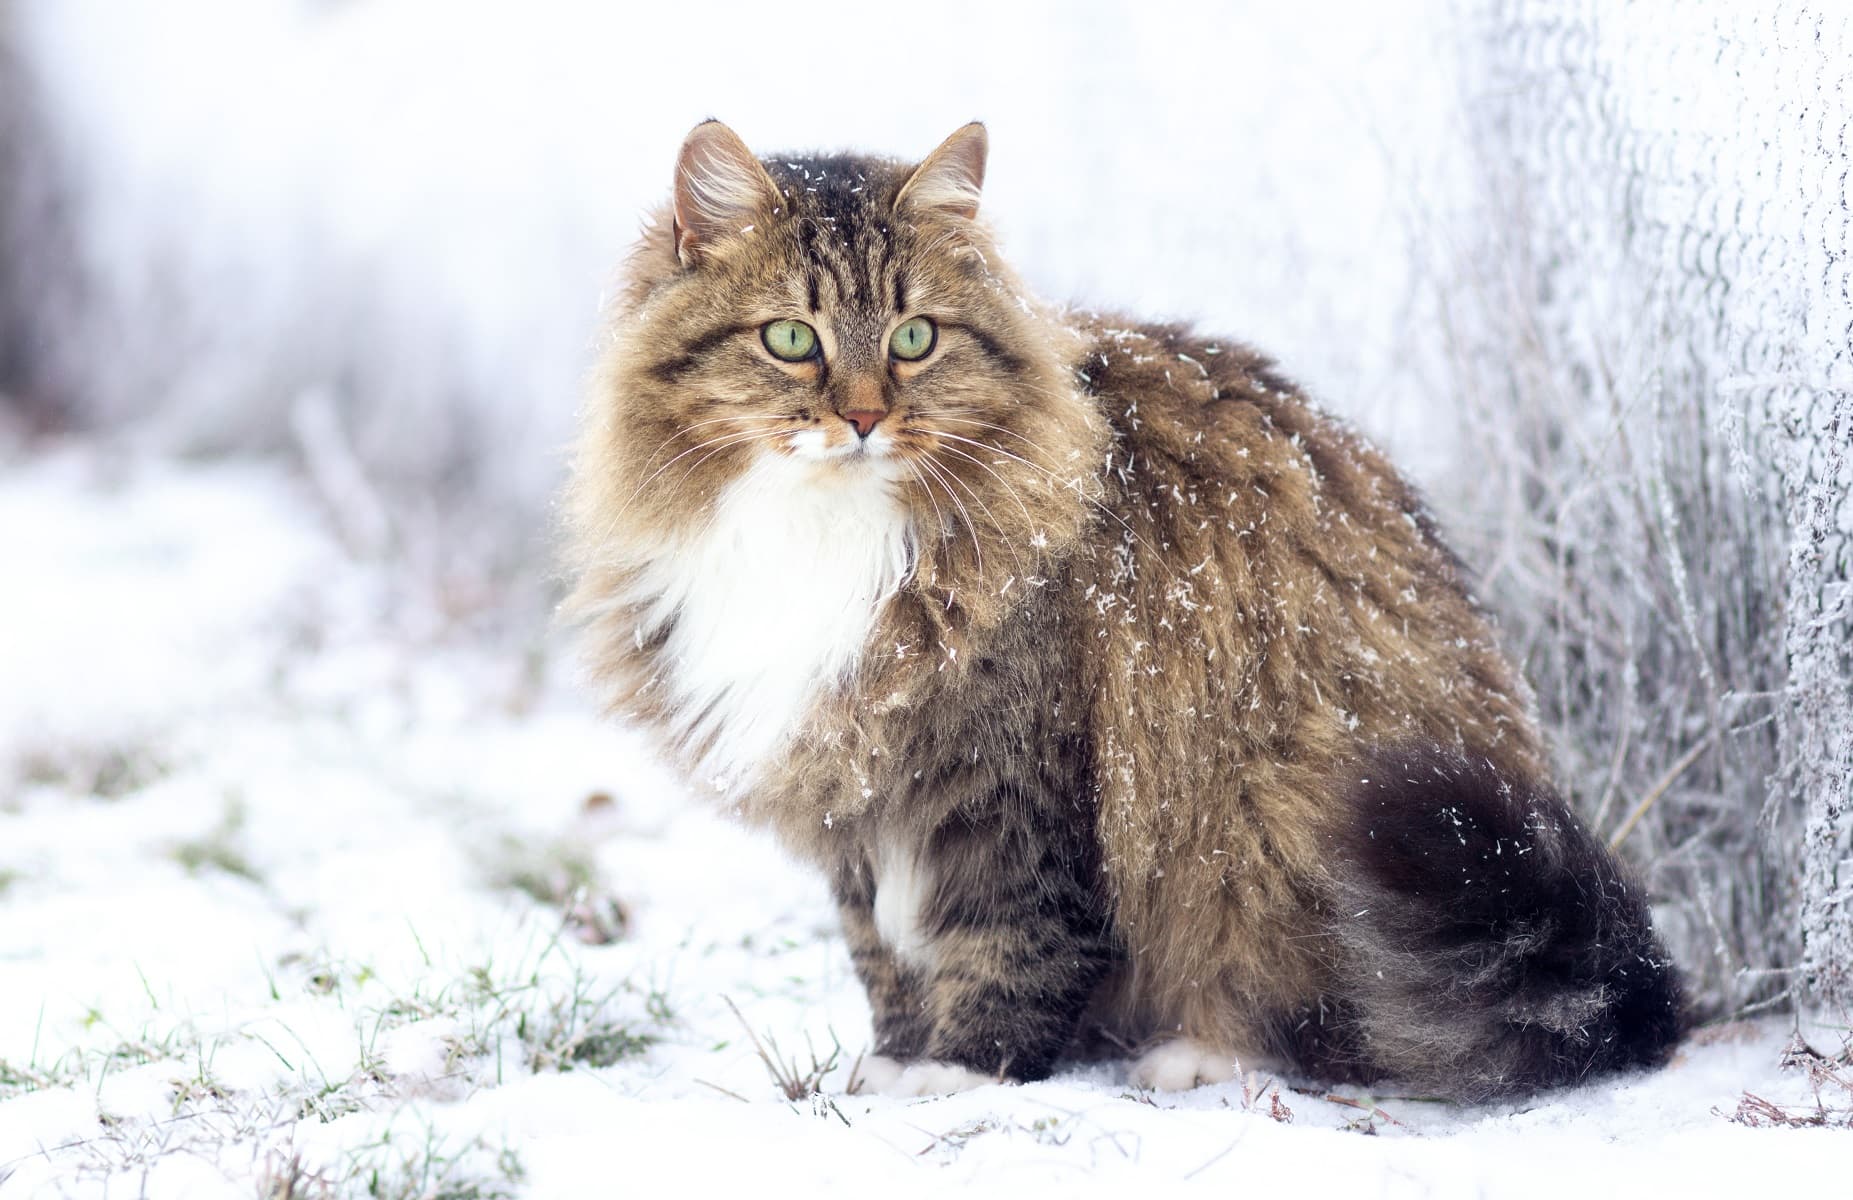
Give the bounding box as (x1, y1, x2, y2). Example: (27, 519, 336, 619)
(896, 122, 988, 221)
(672, 120, 782, 267)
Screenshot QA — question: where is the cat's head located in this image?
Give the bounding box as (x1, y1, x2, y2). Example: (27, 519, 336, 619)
(575, 121, 1102, 604)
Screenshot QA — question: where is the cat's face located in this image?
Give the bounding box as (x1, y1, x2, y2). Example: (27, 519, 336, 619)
(587, 122, 1094, 577)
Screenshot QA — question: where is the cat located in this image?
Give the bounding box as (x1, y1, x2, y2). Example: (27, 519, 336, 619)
(562, 120, 1685, 1100)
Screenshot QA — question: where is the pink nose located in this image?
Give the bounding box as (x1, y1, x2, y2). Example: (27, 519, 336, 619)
(842, 409, 885, 438)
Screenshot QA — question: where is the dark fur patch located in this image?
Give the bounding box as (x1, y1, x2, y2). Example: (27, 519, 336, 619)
(940, 319, 1027, 375)
(1328, 745, 1686, 1100)
(651, 321, 750, 383)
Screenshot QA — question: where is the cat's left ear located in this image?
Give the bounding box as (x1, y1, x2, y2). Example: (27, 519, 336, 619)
(672, 120, 783, 267)
(896, 122, 988, 221)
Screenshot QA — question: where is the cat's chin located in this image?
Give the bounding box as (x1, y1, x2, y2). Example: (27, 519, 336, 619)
(784, 425, 900, 464)
(777, 444, 912, 488)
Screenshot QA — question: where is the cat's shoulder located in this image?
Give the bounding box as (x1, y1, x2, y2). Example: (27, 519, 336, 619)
(1067, 313, 1379, 484)
(1062, 312, 1449, 572)
(1071, 315, 1299, 412)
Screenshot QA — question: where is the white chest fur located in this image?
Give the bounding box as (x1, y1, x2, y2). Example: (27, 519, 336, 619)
(628, 454, 914, 790)
(873, 837, 936, 970)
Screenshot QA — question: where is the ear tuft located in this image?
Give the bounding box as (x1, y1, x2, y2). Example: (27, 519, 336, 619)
(895, 122, 988, 221)
(672, 120, 781, 266)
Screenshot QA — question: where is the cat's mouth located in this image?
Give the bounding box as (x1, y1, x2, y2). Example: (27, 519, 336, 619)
(785, 425, 901, 467)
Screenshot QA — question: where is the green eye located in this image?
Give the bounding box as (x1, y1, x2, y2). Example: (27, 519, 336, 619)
(762, 319, 818, 362)
(889, 316, 937, 361)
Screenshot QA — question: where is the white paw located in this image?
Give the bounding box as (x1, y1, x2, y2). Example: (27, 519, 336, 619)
(1130, 1039, 1241, 1091)
(848, 1053, 998, 1097)
(846, 1052, 906, 1093)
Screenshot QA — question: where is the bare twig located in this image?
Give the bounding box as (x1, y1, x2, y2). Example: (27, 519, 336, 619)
(692, 1078, 751, 1104)
(1608, 730, 1720, 851)
(1291, 1089, 1406, 1133)
(1182, 1136, 1244, 1179)
(721, 997, 841, 1102)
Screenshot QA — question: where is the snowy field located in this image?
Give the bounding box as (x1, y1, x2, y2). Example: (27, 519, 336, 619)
(2, 450, 1850, 1198)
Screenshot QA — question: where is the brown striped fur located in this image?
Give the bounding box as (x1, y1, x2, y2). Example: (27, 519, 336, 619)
(562, 122, 1682, 1098)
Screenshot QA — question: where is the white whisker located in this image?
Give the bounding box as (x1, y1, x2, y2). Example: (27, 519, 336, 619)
(901, 457, 950, 548)
(595, 424, 791, 543)
(927, 446, 1037, 579)
(914, 451, 987, 585)
(933, 442, 1038, 532)
(928, 428, 1178, 577)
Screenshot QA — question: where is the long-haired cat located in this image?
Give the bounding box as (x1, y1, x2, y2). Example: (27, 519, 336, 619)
(563, 120, 1684, 1099)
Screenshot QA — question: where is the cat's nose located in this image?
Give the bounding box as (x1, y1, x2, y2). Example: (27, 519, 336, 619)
(842, 410, 885, 439)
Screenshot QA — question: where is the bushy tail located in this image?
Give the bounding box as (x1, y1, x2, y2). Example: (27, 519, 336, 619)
(1322, 745, 1685, 1101)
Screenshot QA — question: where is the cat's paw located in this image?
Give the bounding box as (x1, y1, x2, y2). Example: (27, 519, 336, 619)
(848, 1054, 998, 1097)
(1129, 1039, 1241, 1091)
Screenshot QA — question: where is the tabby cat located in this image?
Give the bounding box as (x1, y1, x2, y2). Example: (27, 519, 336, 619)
(562, 121, 1684, 1099)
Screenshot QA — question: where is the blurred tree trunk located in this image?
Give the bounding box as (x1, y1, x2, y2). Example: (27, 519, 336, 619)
(0, 0, 24, 402)
(0, 0, 80, 434)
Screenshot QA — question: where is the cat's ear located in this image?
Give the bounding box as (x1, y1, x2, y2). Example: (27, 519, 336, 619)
(672, 120, 782, 266)
(895, 122, 988, 221)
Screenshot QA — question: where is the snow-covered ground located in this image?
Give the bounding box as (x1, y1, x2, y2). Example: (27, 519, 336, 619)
(2, 450, 1850, 1198)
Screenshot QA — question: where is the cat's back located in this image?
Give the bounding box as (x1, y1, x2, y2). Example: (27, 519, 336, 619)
(1070, 312, 1540, 761)
(1064, 315, 1546, 932)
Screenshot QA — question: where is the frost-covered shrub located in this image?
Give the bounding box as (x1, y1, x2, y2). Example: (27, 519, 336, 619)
(1433, 1, 1853, 1023)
